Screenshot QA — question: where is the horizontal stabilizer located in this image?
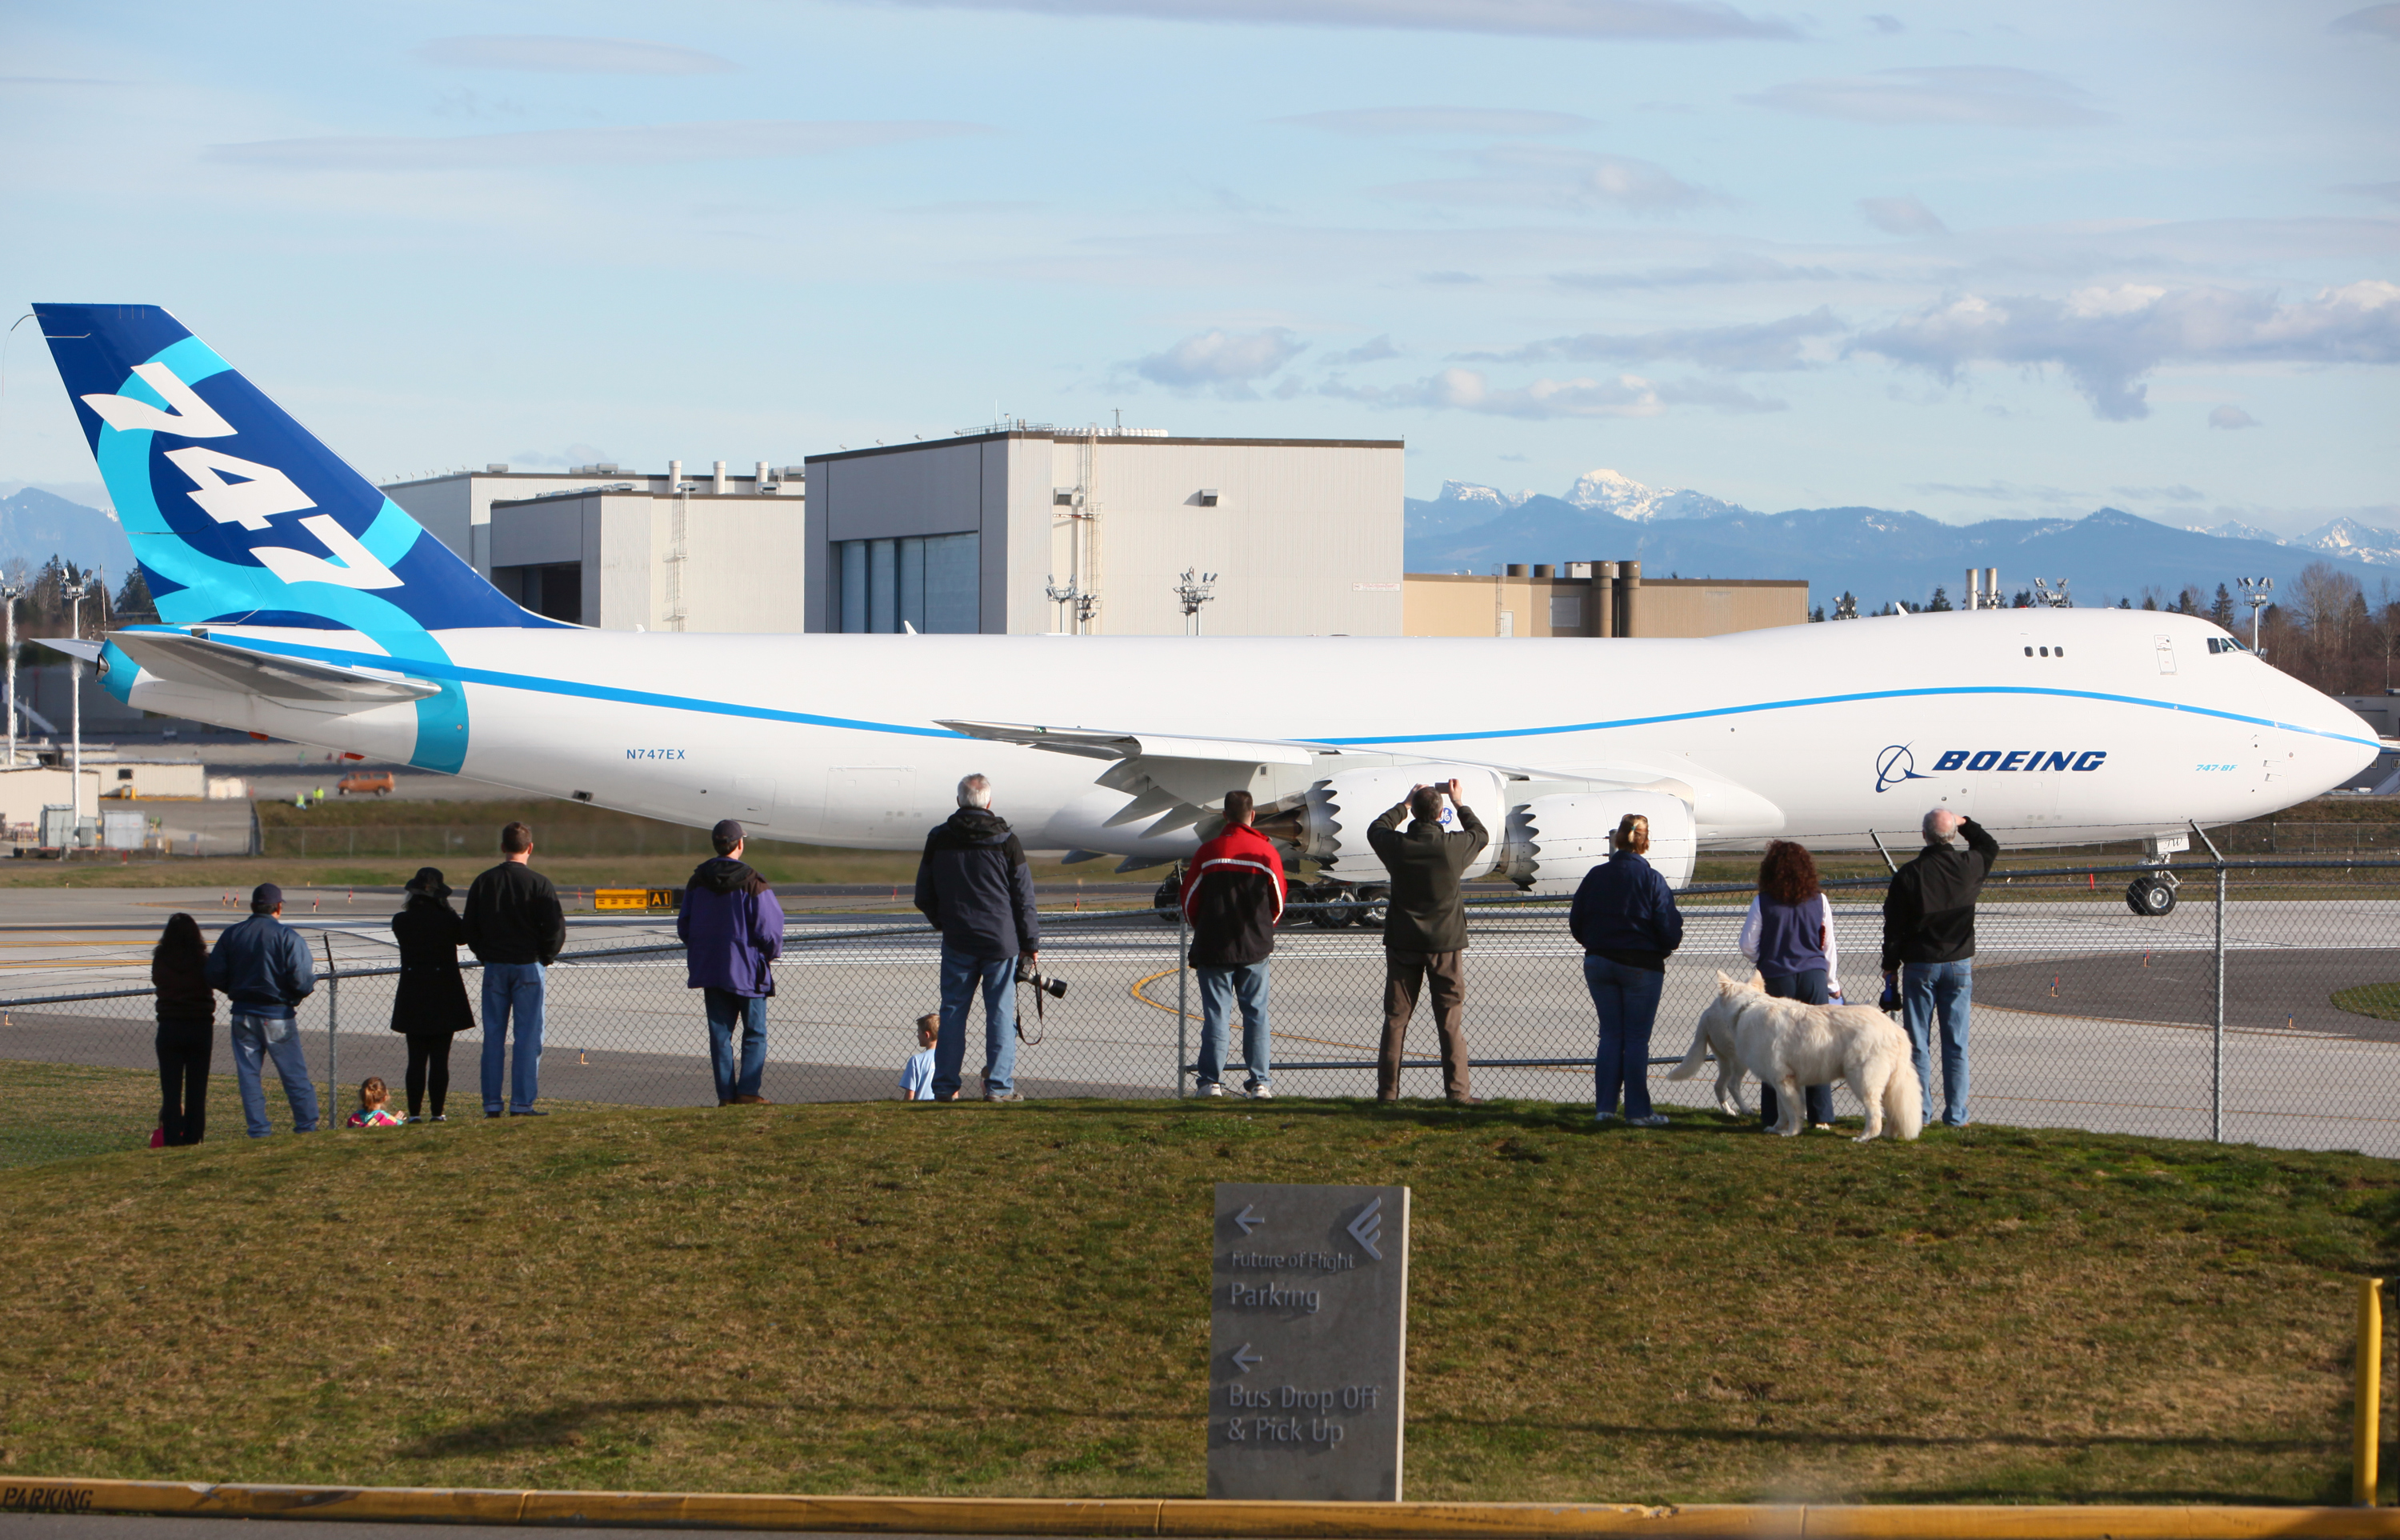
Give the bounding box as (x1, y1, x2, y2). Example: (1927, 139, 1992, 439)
(107, 630, 441, 706)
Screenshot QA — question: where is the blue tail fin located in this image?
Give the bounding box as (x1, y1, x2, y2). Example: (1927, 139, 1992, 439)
(37, 303, 560, 634)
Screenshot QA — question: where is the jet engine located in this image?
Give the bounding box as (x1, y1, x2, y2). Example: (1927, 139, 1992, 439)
(1501, 790, 1696, 893)
(1265, 765, 1507, 878)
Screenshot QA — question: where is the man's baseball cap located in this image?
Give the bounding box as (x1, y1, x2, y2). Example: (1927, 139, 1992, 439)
(250, 882, 282, 913)
(710, 818, 745, 854)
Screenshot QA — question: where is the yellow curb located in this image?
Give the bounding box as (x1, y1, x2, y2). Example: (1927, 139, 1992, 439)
(5, 1479, 2400, 1538)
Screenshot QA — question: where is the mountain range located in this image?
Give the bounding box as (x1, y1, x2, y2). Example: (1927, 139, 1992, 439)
(1408, 471, 2400, 611)
(0, 488, 134, 580)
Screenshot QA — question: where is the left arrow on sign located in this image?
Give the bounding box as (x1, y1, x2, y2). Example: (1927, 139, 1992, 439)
(1232, 1203, 1264, 1235)
(1231, 1343, 1264, 1374)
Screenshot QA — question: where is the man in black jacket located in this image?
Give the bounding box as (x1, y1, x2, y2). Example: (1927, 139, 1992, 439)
(463, 820, 568, 1118)
(914, 774, 1041, 1102)
(1366, 780, 1489, 1104)
(1882, 807, 1999, 1128)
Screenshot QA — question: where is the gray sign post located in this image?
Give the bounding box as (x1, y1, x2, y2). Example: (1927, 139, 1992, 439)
(1207, 1182, 1410, 1502)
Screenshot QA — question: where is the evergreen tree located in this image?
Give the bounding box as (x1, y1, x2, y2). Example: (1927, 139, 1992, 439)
(2212, 583, 2236, 629)
(2142, 594, 2158, 610)
(1927, 586, 1953, 612)
(113, 567, 156, 624)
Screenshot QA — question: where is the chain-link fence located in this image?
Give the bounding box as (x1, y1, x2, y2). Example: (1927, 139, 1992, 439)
(3, 853, 2397, 1166)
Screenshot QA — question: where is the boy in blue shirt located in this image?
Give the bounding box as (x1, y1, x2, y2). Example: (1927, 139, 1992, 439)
(898, 1013, 938, 1100)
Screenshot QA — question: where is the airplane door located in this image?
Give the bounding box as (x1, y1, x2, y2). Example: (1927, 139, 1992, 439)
(823, 767, 920, 843)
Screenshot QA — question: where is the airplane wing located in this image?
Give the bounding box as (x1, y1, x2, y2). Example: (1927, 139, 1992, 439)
(941, 718, 1341, 839)
(96, 630, 442, 707)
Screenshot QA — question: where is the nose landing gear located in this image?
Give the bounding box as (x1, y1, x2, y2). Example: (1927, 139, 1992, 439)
(2126, 871, 2179, 916)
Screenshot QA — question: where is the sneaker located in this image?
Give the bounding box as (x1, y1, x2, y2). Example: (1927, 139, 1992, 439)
(1198, 1081, 1227, 1098)
(430, 1114, 447, 1124)
(1592, 1111, 1620, 1125)
(1629, 1113, 1670, 1128)
(985, 1088, 1024, 1103)
(1245, 1083, 1274, 1099)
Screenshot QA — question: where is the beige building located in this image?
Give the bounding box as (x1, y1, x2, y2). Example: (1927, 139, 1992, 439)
(804, 426, 1404, 635)
(385, 461, 801, 578)
(1404, 561, 1808, 638)
(480, 487, 806, 632)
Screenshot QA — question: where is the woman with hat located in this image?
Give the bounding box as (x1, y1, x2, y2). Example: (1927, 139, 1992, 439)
(391, 867, 474, 1122)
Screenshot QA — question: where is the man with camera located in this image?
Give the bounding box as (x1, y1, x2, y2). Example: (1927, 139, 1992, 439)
(1178, 789, 1285, 1099)
(1368, 779, 1488, 1105)
(913, 773, 1042, 1102)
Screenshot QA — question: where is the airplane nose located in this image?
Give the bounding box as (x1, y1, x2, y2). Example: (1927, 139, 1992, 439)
(2287, 678, 2380, 788)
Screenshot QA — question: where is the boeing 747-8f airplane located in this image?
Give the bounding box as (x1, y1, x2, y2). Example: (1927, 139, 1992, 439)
(35, 304, 2378, 894)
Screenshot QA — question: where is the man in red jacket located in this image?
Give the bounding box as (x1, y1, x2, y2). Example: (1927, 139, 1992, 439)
(1178, 790, 1286, 1098)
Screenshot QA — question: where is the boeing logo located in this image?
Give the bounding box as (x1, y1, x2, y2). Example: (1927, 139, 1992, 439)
(1878, 744, 2107, 791)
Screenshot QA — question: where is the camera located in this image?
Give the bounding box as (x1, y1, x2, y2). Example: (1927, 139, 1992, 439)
(1021, 970, 1067, 1001)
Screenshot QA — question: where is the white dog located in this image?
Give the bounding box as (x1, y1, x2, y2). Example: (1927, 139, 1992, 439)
(1667, 972, 1923, 1142)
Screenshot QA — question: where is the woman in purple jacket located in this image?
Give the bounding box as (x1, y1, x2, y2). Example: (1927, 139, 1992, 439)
(1738, 840, 1841, 1131)
(677, 818, 787, 1106)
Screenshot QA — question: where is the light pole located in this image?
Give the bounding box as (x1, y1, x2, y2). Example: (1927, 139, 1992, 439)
(1174, 568, 1218, 636)
(69, 585, 83, 846)
(2238, 576, 2274, 654)
(1, 580, 21, 768)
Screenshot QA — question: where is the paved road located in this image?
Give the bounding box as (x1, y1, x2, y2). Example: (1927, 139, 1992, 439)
(2, 899, 2394, 1154)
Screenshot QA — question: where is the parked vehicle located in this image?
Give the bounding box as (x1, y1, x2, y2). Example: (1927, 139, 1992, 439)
(337, 771, 394, 796)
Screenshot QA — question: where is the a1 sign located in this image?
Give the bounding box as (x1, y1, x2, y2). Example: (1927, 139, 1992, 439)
(1207, 1182, 1410, 1501)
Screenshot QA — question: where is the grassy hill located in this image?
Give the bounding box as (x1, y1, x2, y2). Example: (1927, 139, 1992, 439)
(1, 1089, 2394, 1505)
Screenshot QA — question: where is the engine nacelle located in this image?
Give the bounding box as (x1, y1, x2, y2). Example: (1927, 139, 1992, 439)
(1502, 790, 1696, 894)
(1282, 765, 1506, 878)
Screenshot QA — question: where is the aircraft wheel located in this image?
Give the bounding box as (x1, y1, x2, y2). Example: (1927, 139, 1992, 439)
(2126, 877, 2177, 917)
(1309, 883, 1357, 929)
(1353, 884, 1390, 932)
(1155, 870, 1182, 923)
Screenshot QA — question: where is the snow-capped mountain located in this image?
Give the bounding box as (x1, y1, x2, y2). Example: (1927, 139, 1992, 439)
(1564, 468, 1746, 522)
(1436, 480, 1531, 510)
(2196, 520, 2286, 545)
(2297, 518, 2400, 566)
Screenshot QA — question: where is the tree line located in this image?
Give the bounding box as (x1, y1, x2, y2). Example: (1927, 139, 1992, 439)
(0, 555, 155, 655)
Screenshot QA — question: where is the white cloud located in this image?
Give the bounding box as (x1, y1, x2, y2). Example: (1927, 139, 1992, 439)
(1554, 254, 1843, 288)
(1859, 194, 1947, 236)
(850, 0, 1799, 40)
(206, 120, 989, 171)
(2331, 4, 2400, 38)
(1275, 106, 1595, 135)
(1131, 326, 1307, 392)
(1473, 307, 1844, 370)
(1865, 12, 1902, 31)
(2111, 484, 2206, 502)
(414, 35, 738, 75)
(1746, 66, 2111, 127)
(1383, 146, 1717, 213)
(1852, 281, 2400, 420)
(2337, 180, 2400, 204)
(1322, 367, 1780, 417)
(1330, 334, 1402, 364)
(2210, 405, 2262, 430)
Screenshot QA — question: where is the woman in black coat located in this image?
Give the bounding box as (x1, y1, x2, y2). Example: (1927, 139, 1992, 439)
(391, 867, 474, 1122)
(152, 913, 215, 1145)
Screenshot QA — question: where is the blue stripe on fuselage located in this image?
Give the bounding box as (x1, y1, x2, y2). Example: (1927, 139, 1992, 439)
(118, 628, 2383, 752)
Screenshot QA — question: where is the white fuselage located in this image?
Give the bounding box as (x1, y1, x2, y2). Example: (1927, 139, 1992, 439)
(119, 606, 2377, 858)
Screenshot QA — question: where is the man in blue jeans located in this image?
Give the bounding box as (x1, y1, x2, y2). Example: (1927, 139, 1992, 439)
(678, 818, 786, 1106)
(1178, 790, 1285, 1098)
(462, 821, 566, 1118)
(1881, 807, 1999, 1127)
(913, 774, 1041, 1102)
(205, 882, 319, 1138)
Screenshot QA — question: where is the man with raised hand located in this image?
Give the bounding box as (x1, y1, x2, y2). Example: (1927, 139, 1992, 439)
(677, 818, 786, 1106)
(1368, 778, 1489, 1106)
(1179, 789, 1286, 1100)
(206, 882, 319, 1138)
(913, 774, 1040, 1102)
(1881, 806, 2000, 1128)
(463, 820, 566, 1118)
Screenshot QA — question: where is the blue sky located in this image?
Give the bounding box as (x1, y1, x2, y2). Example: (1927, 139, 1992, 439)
(2, 0, 2394, 532)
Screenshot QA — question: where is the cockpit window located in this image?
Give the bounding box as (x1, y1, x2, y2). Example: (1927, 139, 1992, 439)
(2207, 637, 2250, 654)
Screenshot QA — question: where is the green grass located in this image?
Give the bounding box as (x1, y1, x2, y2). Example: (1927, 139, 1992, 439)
(2332, 983, 2400, 1022)
(2, 1083, 2398, 1505)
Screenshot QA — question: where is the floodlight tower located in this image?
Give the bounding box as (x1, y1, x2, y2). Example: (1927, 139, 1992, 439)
(1174, 568, 1218, 636)
(2238, 576, 2274, 654)
(0, 578, 20, 768)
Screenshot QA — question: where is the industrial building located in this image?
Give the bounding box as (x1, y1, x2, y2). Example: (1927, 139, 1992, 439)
(383, 461, 806, 630)
(802, 426, 1404, 635)
(1404, 562, 1809, 638)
